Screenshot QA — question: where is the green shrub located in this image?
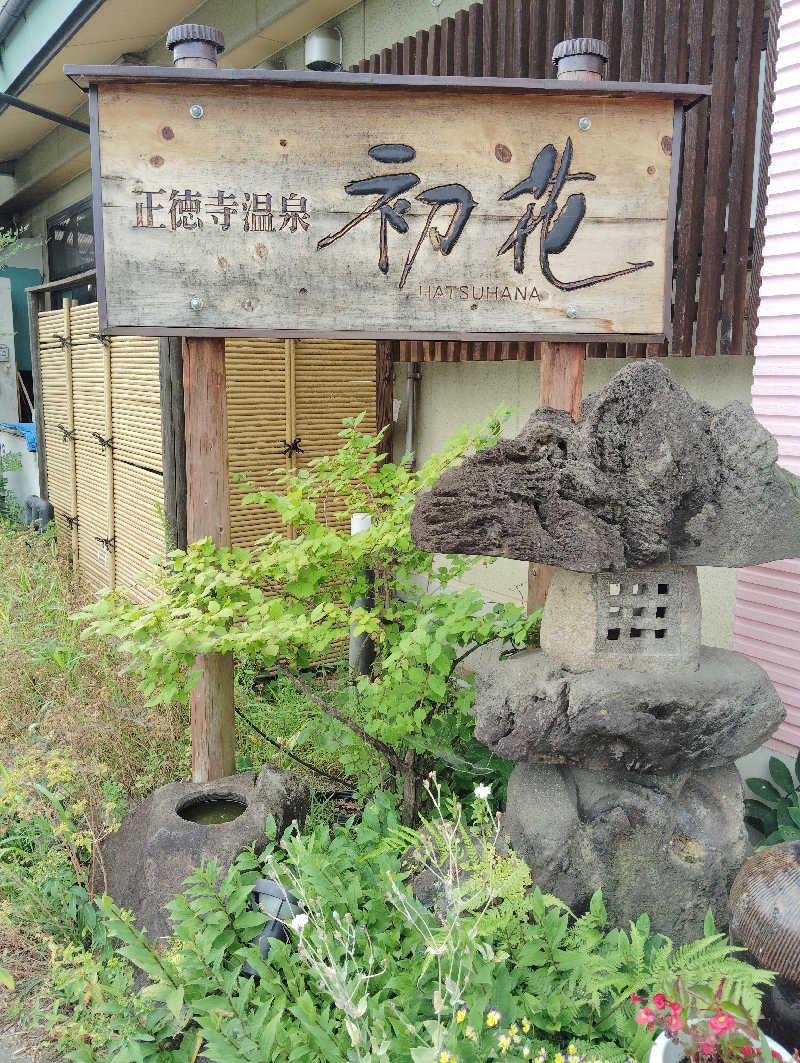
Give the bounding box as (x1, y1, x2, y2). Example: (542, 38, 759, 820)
(7, 783, 771, 1063)
(81, 413, 540, 822)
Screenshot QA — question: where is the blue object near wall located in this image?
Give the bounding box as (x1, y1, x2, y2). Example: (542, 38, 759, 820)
(0, 422, 36, 451)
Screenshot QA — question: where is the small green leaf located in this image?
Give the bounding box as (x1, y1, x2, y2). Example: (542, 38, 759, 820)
(769, 756, 795, 797)
(703, 909, 717, 936)
(0, 967, 14, 991)
(163, 985, 184, 1022)
(747, 778, 784, 804)
(589, 890, 607, 925)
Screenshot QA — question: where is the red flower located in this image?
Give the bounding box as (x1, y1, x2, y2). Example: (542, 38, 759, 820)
(667, 1015, 684, 1033)
(709, 1012, 737, 1035)
(700, 1038, 717, 1056)
(653, 993, 667, 1010)
(636, 1008, 655, 1026)
(771, 1052, 782, 1060)
(740, 1048, 755, 1058)
(669, 1001, 682, 1016)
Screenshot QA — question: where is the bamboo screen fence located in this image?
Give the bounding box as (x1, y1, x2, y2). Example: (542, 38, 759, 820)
(38, 304, 377, 599)
(353, 0, 772, 363)
(226, 337, 377, 547)
(39, 302, 165, 600)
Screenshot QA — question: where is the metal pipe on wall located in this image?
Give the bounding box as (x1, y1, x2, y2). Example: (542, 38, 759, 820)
(404, 364, 419, 468)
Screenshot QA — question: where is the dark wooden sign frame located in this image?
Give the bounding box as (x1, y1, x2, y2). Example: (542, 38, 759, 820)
(67, 66, 709, 346)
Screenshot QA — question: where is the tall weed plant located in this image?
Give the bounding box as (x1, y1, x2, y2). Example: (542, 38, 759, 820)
(0, 524, 187, 799)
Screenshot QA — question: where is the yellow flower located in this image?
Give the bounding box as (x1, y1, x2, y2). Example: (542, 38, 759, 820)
(509, 1024, 519, 1037)
(555, 1054, 565, 1063)
(465, 1026, 477, 1042)
(440, 1053, 449, 1063)
(486, 1010, 502, 1028)
(498, 1035, 512, 1053)
(456, 1008, 467, 1024)
(568, 1047, 576, 1056)
(521, 1019, 530, 1034)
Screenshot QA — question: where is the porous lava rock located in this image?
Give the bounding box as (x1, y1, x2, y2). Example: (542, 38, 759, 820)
(102, 766, 309, 942)
(472, 646, 785, 773)
(505, 760, 749, 942)
(411, 361, 800, 570)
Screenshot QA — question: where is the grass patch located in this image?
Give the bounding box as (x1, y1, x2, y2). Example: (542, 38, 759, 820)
(234, 663, 382, 791)
(0, 523, 187, 802)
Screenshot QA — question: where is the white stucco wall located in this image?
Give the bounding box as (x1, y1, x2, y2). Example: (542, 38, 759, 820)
(0, 427, 38, 510)
(395, 354, 756, 650)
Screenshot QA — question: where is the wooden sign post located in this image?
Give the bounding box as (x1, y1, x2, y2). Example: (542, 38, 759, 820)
(69, 38, 707, 782)
(173, 28, 233, 784)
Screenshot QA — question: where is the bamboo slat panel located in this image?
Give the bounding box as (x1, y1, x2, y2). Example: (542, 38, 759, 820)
(113, 463, 165, 602)
(111, 335, 162, 473)
(38, 303, 165, 602)
(38, 308, 74, 537)
(225, 338, 289, 548)
(294, 339, 377, 532)
(69, 304, 112, 593)
(294, 340, 377, 458)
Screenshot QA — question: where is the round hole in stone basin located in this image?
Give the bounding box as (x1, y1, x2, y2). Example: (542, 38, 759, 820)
(177, 793, 247, 825)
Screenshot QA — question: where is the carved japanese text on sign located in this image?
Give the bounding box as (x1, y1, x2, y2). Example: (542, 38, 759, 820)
(87, 77, 681, 339)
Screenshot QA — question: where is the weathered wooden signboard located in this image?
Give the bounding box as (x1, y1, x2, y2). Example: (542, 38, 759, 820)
(68, 68, 707, 342)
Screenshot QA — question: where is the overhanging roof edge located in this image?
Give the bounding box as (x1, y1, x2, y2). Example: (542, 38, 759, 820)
(64, 64, 712, 104)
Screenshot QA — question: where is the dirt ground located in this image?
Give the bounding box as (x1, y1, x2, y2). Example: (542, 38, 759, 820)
(0, 996, 55, 1063)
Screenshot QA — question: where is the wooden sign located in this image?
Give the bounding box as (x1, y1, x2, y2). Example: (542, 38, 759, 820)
(69, 68, 707, 341)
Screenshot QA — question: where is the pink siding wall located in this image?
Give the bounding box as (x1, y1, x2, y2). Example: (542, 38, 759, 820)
(732, 0, 800, 754)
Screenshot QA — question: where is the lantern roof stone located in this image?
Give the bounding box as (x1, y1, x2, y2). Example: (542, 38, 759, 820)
(410, 361, 800, 570)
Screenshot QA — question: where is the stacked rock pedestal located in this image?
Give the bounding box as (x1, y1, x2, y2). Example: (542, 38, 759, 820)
(411, 361, 800, 942)
(470, 567, 782, 942)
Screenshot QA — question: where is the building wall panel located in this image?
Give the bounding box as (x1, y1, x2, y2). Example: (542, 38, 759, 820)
(733, 0, 800, 754)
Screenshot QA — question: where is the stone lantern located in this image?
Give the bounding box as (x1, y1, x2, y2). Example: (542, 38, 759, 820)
(411, 362, 800, 941)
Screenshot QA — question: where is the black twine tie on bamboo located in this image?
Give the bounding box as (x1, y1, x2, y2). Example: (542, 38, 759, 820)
(90, 333, 111, 349)
(65, 514, 79, 529)
(91, 432, 114, 451)
(56, 423, 76, 442)
(281, 437, 303, 455)
(94, 536, 115, 552)
(54, 334, 72, 350)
